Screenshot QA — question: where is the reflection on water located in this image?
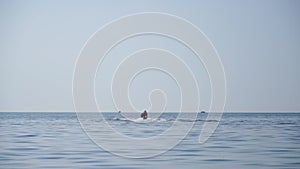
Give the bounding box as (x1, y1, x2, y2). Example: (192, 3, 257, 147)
(0, 112, 299, 168)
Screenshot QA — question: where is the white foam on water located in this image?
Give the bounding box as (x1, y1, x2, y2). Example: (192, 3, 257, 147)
(113, 117, 167, 123)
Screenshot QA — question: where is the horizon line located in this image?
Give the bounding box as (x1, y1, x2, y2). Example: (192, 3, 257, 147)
(0, 111, 300, 113)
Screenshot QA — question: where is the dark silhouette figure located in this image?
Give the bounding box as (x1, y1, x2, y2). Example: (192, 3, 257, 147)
(141, 110, 148, 120)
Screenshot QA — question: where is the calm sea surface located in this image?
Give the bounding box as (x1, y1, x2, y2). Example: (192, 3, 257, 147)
(0, 112, 299, 169)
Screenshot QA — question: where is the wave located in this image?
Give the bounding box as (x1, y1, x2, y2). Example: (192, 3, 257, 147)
(113, 117, 167, 123)
(111, 117, 217, 123)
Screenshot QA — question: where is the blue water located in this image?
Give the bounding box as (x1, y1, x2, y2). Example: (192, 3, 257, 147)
(0, 112, 300, 169)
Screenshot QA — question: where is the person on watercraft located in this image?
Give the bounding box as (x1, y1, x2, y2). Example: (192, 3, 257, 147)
(141, 110, 148, 120)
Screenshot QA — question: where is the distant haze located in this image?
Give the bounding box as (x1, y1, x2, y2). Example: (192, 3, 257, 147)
(1, 0, 300, 112)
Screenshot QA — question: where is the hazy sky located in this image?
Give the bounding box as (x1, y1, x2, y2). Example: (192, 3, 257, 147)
(1, 0, 300, 112)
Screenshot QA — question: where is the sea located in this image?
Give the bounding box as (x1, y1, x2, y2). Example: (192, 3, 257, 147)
(0, 112, 299, 169)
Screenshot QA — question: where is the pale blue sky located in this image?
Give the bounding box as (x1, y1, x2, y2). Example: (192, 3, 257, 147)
(0, 0, 299, 112)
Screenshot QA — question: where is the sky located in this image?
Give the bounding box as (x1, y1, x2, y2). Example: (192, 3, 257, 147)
(0, 0, 300, 112)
